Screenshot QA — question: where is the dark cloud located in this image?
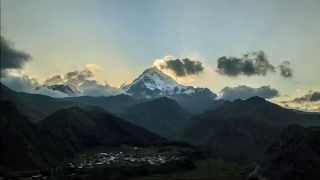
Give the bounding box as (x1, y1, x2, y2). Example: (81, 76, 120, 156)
(310, 92, 320, 102)
(280, 91, 320, 112)
(217, 51, 293, 78)
(0, 36, 31, 72)
(217, 51, 275, 77)
(220, 85, 279, 101)
(43, 75, 64, 86)
(291, 91, 320, 103)
(279, 61, 293, 78)
(159, 58, 204, 77)
(65, 71, 79, 80)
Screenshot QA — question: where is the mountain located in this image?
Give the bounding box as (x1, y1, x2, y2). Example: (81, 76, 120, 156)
(63, 94, 140, 114)
(183, 97, 320, 162)
(0, 100, 75, 172)
(0, 83, 78, 122)
(46, 84, 79, 96)
(198, 96, 320, 126)
(44, 80, 121, 97)
(39, 106, 167, 149)
(122, 67, 222, 113)
(1, 83, 136, 121)
(249, 125, 320, 180)
(123, 97, 191, 140)
(171, 93, 229, 114)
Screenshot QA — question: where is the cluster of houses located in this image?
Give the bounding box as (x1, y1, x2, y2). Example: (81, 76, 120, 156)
(67, 146, 186, 169)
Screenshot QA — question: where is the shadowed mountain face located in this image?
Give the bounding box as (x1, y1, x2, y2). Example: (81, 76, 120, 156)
(199, 96, 320, 126)
(249, 125, 320, 180)
(0, 83, 139, 121)
(183, 97, 320, 162)
(0, 84, 169, 173)
(0, 101, 76, 172)
(63, 94, 140, 114)
(47, 84, 79, 96)
(39, 106, 167, 150)
(123, 97, 191, 140)
(0, 83, 77, 122)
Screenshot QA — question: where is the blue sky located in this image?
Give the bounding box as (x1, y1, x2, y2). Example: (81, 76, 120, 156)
(1, 0, 320, 99)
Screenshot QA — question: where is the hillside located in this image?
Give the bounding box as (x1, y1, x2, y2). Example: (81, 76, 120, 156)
(39, 106, 167, 149)
(0, 101, 76, 172)
(249, 125, 320, 180)
(183, 97, 320, 162)
(124, 97, 191, 140)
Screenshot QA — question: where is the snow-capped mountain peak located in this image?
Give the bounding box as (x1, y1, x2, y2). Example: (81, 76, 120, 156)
(122, 67, 216, 99)
(126, 67, 178, 91)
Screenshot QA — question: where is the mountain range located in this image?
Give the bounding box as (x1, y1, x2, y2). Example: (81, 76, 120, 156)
(0, 99, 167, 172)
(1, 73, 320, 179)
(25, 67, 224, 114)
(183, 96, 320, 162)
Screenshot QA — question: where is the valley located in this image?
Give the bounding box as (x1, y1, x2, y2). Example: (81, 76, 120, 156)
(1, 68, 320, 180)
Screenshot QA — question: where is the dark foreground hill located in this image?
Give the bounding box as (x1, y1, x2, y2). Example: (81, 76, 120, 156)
(124, 97, 191, 140)
(249, 125, 320, 180)
(183, 97, 320, 162)
(39, 106, 167, 150)
(0, 101, 76, 172)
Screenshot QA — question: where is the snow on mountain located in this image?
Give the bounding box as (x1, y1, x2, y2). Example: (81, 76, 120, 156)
(122, 67, 216, 99)
(46, 84, 80, 96)
(45, 80, 122, 97)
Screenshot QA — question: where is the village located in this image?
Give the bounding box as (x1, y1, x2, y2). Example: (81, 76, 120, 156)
(67, 146, 190, 170)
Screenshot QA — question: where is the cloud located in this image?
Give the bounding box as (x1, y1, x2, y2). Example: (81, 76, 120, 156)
(153, 56, 204, 77)
(291, 91, 320, 103)
(43, 66, 121, 96)
(217, 51, 275, 77)
(62, 69, 94, 87)
(280, 91, 320, 112)
(1, 70, 67, 97)
(219, 85, 279, 101)
(1, 65, 121, 98)
(43, 75, 64, 86)
(0, 36, 31, 72)
(216, 51, 293, 78)
(79, 80, 120, 97)
(279, 61, 293, 78)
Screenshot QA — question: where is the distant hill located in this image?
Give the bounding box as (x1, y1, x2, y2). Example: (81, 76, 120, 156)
(63, 94, 140, 114)
(0, 83, 77, 122)
(0, 83, 137, 122)
(195, 96, 320, 126)
(249, 125, 320, 180)
(183, 97, 320, 162)
(39, 106, 167, 149)
(0, 101, 76, 172)
(124, 97, 191, 140)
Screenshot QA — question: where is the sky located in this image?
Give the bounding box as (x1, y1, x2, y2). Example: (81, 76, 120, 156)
(1, 0, 320, 108)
